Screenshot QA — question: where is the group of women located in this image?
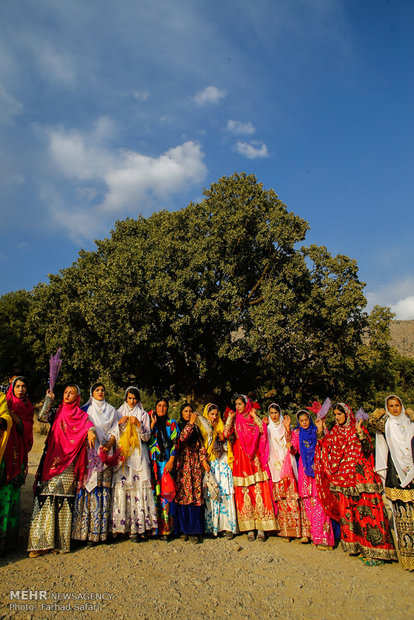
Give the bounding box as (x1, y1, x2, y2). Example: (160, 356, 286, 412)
(0, 378, 413, 572)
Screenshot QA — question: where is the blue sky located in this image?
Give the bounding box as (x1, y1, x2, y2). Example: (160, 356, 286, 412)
(1, 0, 413, 318)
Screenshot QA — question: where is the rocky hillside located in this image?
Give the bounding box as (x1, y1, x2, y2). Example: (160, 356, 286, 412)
(390, 320, 414, 358)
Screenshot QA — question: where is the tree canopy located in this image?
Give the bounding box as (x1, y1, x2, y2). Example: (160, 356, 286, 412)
(19, 172, 377, 405)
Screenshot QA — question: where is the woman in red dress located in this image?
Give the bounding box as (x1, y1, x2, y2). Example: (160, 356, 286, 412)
(224, 395, 276, 541)
(315, 402, 396, 565)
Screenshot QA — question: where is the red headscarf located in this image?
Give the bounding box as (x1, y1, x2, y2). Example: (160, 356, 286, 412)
(41, 393, 93, 484)
(233, 395, 269, 470)
(4, 378, 34, 483)
(315, 402, 370, 520)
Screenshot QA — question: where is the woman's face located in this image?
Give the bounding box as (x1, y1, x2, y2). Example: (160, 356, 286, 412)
(182, 405, 192, 421)
(13, 380, 27, 399)
(156, 400, 168, 417)
(334, 408, 346, 425)
(92, 386, 105, 401)
(63, 386, 78, 404)
(269, 407, 280, 423)
(387, 397, 402, 417)
(208, 408, 219, 426)
(127, 393, 138, 408)
(235, 398, 246, 414)
(298, 414, 310, 429)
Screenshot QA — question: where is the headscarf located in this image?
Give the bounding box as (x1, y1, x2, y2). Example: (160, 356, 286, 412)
(267, 403, 297, 482)
(296, 409, 317, 478)
(117, 386, 150, 462)
(234, 394, 269, 471)
(178, 403, 203, 447)
(4, 377, 34, 482)
(375, 395, 414, 488)
(152, 398, 172, 461)
(198, 403, 234, 467)
(315, 402, 366, 520)
(0, 392, 12, 465)
(41, 385, 93, 482)
(83, 383, 119, 448)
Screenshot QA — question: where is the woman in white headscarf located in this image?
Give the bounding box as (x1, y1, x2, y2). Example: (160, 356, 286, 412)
(72, 382, 119, 545)
(111, 387, 157, 541)
(370, 395, 414, 571)
(266, 403, 309, 542)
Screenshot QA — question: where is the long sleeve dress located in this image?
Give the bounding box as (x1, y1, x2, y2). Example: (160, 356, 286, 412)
(224, 405, 277, 533)
(1, 384, 34, 555)
(291, 428, 334, 546)
(198, 411, 237, 536)
(148, 417, 180, 535)
(0, 392, 13, 556)
(315, 403, 396, 561)
(72, 398, 119, 544)
(27, 395, 93, 554)
(173, 422, 207, 536)
(370, 398, 414, 571)
(111, 403, 158, 537)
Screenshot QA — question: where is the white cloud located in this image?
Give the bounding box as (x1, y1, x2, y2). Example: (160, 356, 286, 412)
(366, 278, 414, 319)
(194, 85, 226, 106)
(391, 296, 414, 320)
(233, 141, 268, 159)
(44, 118, 207, 241)
(226, 120, 255, 136)
(131, 90, 149, 102)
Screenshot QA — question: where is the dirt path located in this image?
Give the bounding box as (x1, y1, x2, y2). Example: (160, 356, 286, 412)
(0, 432, 412, 620)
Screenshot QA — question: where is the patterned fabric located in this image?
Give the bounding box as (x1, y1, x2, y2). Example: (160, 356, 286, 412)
(27, 463, 76, 553)
(315, 416, 396, 559)
(149, 418, 179, 535)
(0, 462, 20, 555)
(273, 475, 310, 538)
(203, 443, 237, 535)
(230, 432, 277, 532)
(72, 468, 112, 542)
(292, 429, 334, 546)
(175, 423, 207, 506)
(338, 491, 397, 560)
(111, 474, 157, 535)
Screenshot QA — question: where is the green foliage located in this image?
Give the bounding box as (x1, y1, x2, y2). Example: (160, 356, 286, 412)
(2, 173, 411, 412)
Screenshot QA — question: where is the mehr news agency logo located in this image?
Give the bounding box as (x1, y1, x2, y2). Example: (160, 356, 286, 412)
(9, 590, 115, 612)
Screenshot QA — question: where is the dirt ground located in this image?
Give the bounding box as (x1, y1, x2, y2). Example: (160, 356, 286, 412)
(0, 431, 413, 620)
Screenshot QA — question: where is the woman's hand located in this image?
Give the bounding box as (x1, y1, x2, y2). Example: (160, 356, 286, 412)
(102, 435, 115, 453)
(130, 416, 140, 428)
(355, 420, 363, 434)
(202, 460, 210, 473)
(283, 415, 291, 431)
(189, 411, 198, 425)
(46, 389, 55, 402)
(150, 412, 157, 430)
(217, 432, 224, 441)
(315, 418, 324, 434)
(118, 416, 128, 425)
(164, 455, 175, 474)
(87, 430, 95, 449)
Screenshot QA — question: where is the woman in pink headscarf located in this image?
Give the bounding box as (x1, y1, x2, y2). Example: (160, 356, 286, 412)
(0, 376, 34, 556)
(223, 394, 277, 541)
(27, 384, 95, 557)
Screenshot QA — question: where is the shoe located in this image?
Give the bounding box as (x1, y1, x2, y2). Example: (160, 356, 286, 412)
(86, 541, 96, 547)
(225, 531, 235, 540)
(180, 534, 189, 541)
(29, 550, 49, 558)
(160, 534, 171, 542)
(130, 535, 139, 543)
(317, 545, 333, 551)
(299, 537, 309, 544)
(247, 531, 256, 542)
(280, 536, 291, 542)
(189, 535, 202, 544)
(257, 530, 266, 542)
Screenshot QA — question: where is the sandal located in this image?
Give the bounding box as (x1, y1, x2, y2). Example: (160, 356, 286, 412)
(257, 530, 266, 542)
(247, 531, 256, 542)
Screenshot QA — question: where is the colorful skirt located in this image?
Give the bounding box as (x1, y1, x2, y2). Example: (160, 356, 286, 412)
(273, 476, 310, 538)
(111, 475, 158, 536)
(72, 468, 112, 543)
